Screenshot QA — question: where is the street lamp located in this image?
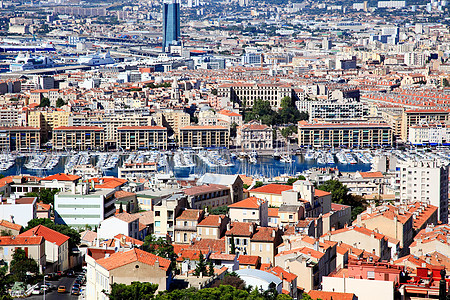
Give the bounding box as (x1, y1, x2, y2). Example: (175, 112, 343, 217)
(43, 274, 48, 300)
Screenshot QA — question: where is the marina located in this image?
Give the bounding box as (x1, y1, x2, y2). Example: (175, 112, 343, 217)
(1, 148, 450, 179)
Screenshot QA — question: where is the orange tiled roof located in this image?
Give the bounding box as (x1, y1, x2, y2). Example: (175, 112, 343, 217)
(229, 197, 264, 209)
(42, 173, 81, 181)
(250, 184, 292, 195)
(238, 255, 260, 266)
(268, 208, 279, 217)
(308, 290, 356, 300)
(20, 225, 69, 246)
(177, 209, 203, 221)
(0, 236, 43, 245)
(96, 248, 170, 271)
(226, 222, 254, 237)
(198, 215, 226, 227)
(0, 220, 21, 231)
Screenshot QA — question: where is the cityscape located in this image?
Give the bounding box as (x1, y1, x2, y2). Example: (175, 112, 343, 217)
(0, 0, 448, 299)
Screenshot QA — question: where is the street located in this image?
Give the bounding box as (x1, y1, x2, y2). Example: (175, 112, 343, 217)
(28, 275, 81, 300)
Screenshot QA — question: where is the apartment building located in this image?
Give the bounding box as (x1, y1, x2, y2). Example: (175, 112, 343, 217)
(228, 197, 268, 227)
(217, 83, 293, 109)
(54, 184, 116, 228)
(323, 225, 391, 261)
(236, 122, 273, 150)
(20, 225, 70, 272)
(98, 212, 140, 240)
(182, 183, 231, 209)
(298, 121, 393, 148)
(225, 222, 256, 256)
(86, 249, 171, 300)
(174, 209, 204, 244)
(117, 126, 167, 150)
(408, 123, 450, 145)
(153, 193, 189, 238)
(275, 246, 327, 291)
(410, 224, 450, 256)
(250, 227, 282, 264)
(53, 126, 105, 151)
(0, 126, 40, 151)
(401, 109, 450, 142)
(69, 113, 160, 145)
(155, 109, 190, 137)
(296, 99, 368, 121)
(197, 214, 229, 240)
(217, 109, 243, 126)
(0, 236, 46, 273)
(0, 109, 23, 127)
(398, 159, 449, 224)
(354, 204, 414, 249)
(28, 110, 70, 141)
(179, 125, 229, 148)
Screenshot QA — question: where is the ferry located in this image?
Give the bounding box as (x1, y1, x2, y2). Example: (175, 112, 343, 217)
(9, 53, 55, 72)
(78, 51, 115, 66)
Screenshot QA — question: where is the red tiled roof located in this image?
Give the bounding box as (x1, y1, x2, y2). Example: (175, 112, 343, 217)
(0, 220, 21, 231)
(42, 173, 81, 181)
(226, 222, 254, 237)
(19, 225, 69, 246)
(308, 290, 356, 300)
(117, 126, 166, 130)
(114, 234, 144, 246)
(114, 190, 136, 199)
(198, 215, 226, 227)
(315, 189, 331, 197)
(183, 184, 229, 196)
(359, 171, 384, 178)
(229, 197, 264, 209)
(238, 255, 260, 266)
(96, 248, 170, 271)
(251, 227, 277, 242)
(177, 209, 203, 221)
(268, 266, 297, 282)
(268, 208, 279, 217)
(250, 184, 292, 195)
(209, 253, 236, 260)
(0, 236, 43, 245)
(181, 125, 228, 130)
(54, 126, 104, 131)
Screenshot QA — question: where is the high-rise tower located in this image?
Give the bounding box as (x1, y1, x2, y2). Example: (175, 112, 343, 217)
(162, 0, 180, 51)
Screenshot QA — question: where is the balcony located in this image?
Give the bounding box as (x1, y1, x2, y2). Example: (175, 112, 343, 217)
(174, 225, 197, 232)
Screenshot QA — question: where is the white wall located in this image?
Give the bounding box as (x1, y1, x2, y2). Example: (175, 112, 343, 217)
(98, 217, 128, 240)
(322, 276, 394, 300)
(0, 203, 35, 226)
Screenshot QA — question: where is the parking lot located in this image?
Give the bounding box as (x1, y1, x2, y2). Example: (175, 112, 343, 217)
(27, 271, 85, 300)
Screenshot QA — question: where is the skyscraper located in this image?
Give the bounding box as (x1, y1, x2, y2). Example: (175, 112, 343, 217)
(162, 0, 180, 51)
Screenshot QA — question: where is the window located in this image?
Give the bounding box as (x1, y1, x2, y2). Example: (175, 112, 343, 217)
(155, 211, 160, 217)
(155, 221, 161, 227)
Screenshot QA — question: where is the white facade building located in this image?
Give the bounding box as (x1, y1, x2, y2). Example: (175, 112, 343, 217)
(408, 123, 450, 145)
(398, 159, 449, 224)
(97, 213, 140, 240)
(0, 196, 36, 226)
(296, 99, 367, 120)
(54, 185, 116, 228)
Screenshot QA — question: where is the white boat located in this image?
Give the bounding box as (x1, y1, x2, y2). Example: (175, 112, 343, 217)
(305, 150, 315, 160)
(78, 51, 115, 66)
(345, 153, 357, 164)
(10, 53, 55, 72)
(326, 152, 335, 164)
(336, 151, 348, 164)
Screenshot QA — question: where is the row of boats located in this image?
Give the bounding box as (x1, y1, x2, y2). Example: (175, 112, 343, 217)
(65, 153, 91, 174)
(96, 153, 120, 170)
(0, 154, 16, 171)
(174, 151, 196, 169)
(197, 150, 235, 168)
(305, 150, 374, 165)
(24, 154, 61, 170)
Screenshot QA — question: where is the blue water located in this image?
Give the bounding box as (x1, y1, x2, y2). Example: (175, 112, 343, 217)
(3, 154, 372, 179)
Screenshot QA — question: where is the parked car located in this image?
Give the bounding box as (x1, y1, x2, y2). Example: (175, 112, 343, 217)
(71, 287, 80, 295)
(66, 270, 75, 277)
(31, 287, 41, 295)
(57, 285, 66, 293)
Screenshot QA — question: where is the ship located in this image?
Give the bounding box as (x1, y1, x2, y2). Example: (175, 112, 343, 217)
(9, 53, 55, 72)
(77, 51, 115, 66)
(0, 42, 56, 53)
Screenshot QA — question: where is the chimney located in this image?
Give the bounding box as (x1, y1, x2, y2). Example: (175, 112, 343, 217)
(249, 224, 253, 234)
(313, 241, 319, 251)
(155, 258, 159, 269)
(272, 229, 276, 238)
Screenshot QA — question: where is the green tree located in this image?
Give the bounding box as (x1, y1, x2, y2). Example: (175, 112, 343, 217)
(25, 188, 58, 205)
(56, 98, 66, 108)
(211, 272, 246, 290)
(230, 234, 236, 255)
(318, 179, 349, 204)
(10, 248, 39, 283)
(208, 260, 215, 276)
(194, 251, 208, 277)
(108, 281, 158, 300)
(39, 97, 50, 107)
(0, 229, 12, 236)
(286, 175, 306, 185)
(210, 205, 228, 215)
(254, 181, 264, 188)
(230, 122, 238, 138)
(444, 78, 450, 87)
(143, 235, 176, 270)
